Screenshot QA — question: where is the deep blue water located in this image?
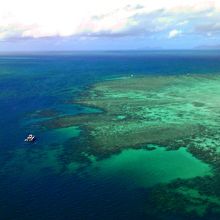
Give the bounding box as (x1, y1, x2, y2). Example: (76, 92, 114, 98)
(1, 50, 220, 220)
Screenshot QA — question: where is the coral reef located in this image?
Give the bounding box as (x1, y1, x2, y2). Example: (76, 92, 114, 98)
(40, 74, 220, 218)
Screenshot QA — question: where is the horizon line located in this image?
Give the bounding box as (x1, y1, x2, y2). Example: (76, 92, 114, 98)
(0, 49, 220, 53)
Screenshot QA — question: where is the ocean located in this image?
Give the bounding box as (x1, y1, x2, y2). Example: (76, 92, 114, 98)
(1, 50, 220, 220)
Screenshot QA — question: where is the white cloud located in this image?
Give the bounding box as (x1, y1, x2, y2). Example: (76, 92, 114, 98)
(0, 0, 220, 40)
(177, 20, 189, 26)
(168, 29, 182, 38)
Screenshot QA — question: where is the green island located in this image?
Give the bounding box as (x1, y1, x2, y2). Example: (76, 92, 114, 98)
(41, 74, 220, 218)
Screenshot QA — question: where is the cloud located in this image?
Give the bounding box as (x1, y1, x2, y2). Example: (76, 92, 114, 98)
(177, 20, 189, 26)
(195, 23, 220, 35)
(168, 29, 182, 38)
(0, 0, 220, 41)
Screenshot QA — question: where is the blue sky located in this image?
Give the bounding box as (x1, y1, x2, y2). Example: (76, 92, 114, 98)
(0, 0, 220, 51)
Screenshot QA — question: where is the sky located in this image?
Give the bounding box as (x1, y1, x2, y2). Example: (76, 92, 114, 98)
(0, 0, 220, 51)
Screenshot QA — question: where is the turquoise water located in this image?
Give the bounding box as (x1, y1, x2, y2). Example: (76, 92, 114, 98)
(1, 51, 220, 220)
(89, 147, 211, 188)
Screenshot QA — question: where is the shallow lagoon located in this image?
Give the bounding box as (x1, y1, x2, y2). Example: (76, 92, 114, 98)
(90, 147, 211, 188)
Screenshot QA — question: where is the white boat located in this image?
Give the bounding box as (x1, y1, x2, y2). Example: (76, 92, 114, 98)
(24, 134, 36, 142)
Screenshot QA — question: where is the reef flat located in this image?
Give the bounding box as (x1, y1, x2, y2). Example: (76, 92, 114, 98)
(40, 74, 220, 218)
(43, 74, 220, 161)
